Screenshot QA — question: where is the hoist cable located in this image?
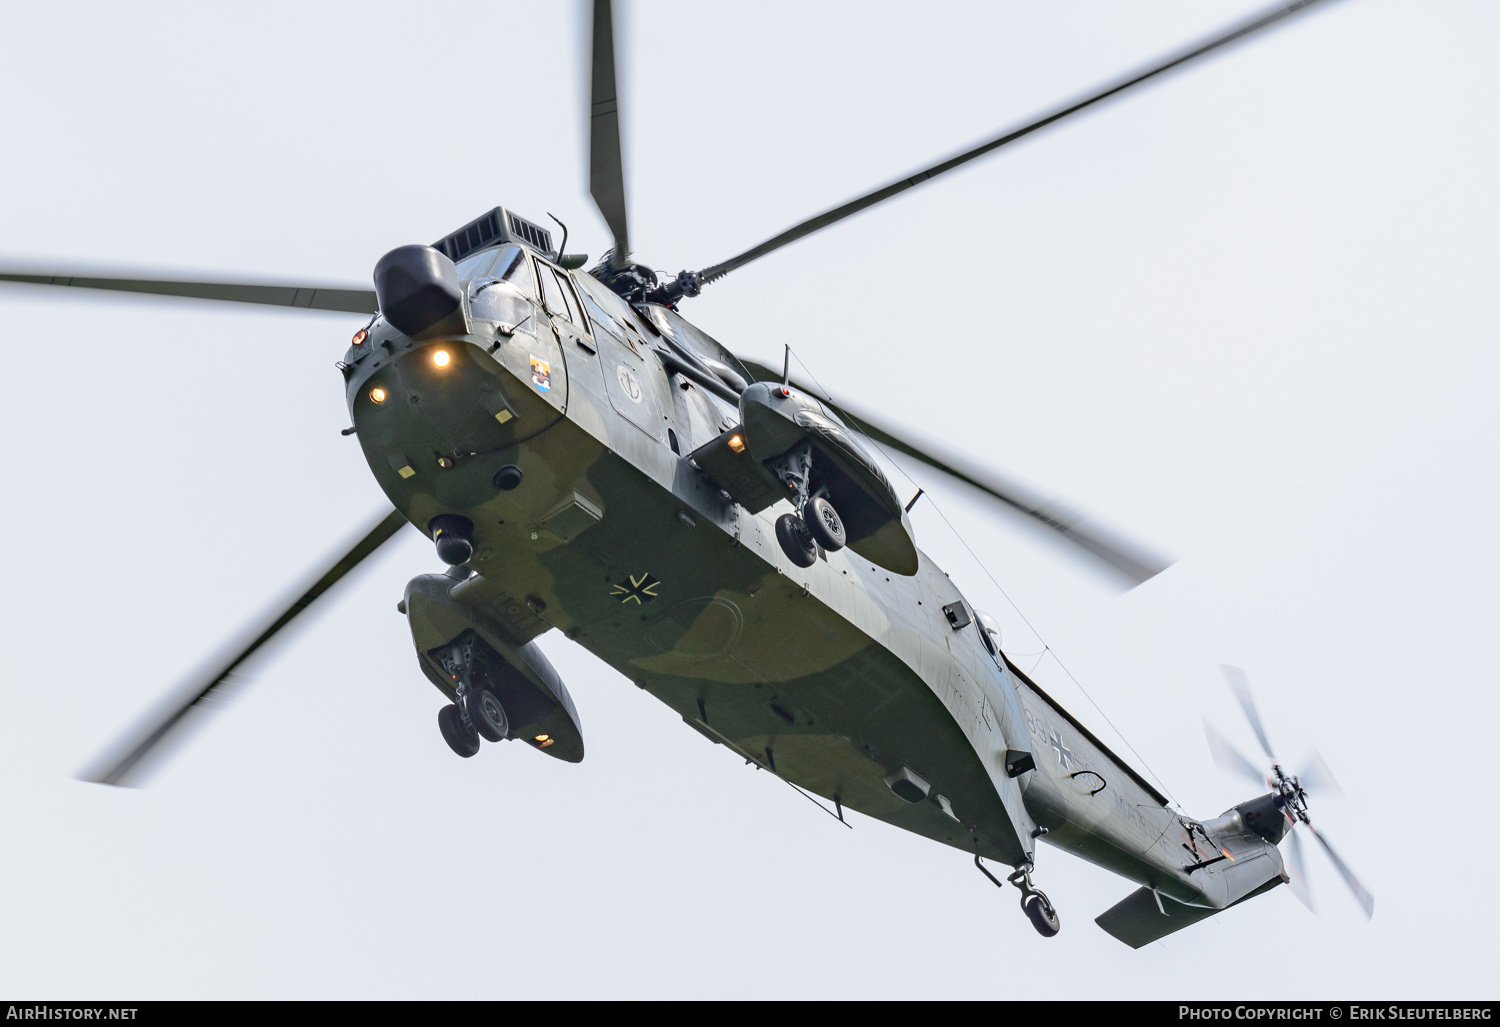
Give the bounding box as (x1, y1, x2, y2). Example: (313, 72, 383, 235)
(789, 350, 1182, 810)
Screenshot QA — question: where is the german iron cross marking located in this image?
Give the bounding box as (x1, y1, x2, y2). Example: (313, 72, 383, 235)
(1047, 727, 1074, 771)
(611, 572, 661, 605)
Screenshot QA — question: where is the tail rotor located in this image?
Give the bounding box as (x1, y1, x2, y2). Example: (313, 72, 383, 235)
(1282, 818, 1314, 912)
(1204, 666, 1373, 920)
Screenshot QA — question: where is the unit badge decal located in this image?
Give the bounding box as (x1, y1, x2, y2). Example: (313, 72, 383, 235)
(530, 356, 551, 392)
(610, 572, 661, 605)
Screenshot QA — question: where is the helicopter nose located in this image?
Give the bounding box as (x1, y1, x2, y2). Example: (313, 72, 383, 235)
(373, 244, 465, 338)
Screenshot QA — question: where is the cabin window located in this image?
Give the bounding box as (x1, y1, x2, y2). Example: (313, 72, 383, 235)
(976, 621, 997, 656)
(575, 269, 638, 330)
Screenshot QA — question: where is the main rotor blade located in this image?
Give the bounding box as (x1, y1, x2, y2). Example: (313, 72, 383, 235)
(1221, 664, 1277, 760)
(82, 508, 410, 787)
(0, 270, 376, 313)
(1204, 719, 1267, 787)
(1284, 824, 1315, 913)
(693, 0, 1337, 286)
(740, 359, 1171, 587)
(1306, 820, 1375, 919)
(589, 0, 631, 267)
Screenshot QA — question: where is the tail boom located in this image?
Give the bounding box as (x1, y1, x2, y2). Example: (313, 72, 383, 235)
(1004, 660, 1290, 944)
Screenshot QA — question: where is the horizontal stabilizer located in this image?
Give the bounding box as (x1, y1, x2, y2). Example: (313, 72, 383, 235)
(1096, 877, 1281, 949)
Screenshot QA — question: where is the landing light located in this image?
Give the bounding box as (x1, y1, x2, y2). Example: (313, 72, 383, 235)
(432, 349, 451, 368)
(351, 329, 368, 347)
(728, 434, 745, 454)
(369, 386, 387, 405)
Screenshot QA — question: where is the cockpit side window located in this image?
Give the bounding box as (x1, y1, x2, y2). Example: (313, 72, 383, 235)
(537, 260, 565, 315)
(467, 250, 536, 333)
(555, 270, 585, 325)
(537, 261, 584, 327)
(468, 280, 534, 333)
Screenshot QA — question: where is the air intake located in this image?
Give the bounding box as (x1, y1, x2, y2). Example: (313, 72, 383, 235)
(506, 212, 552, 252)
(433, 206, 554, 264)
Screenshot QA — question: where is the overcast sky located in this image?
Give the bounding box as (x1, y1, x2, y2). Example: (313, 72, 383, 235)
(0, 0, 1494, 999)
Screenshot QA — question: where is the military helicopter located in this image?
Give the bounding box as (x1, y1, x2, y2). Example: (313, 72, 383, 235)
(0, 0, 1373, 945)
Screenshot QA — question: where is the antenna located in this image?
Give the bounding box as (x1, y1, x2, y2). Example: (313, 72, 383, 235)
(546, 213, 569, 264)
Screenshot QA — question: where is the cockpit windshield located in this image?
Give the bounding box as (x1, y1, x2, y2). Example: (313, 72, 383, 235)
(467, 246, 536, 332)
(488, 246, 533, 294)
(455, 248, 500, 281)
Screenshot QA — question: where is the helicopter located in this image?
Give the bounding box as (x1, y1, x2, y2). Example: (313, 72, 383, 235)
(0, 0, 1374, 945)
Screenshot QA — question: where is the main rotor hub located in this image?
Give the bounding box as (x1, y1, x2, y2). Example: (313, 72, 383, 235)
(590, 253, 700, 308)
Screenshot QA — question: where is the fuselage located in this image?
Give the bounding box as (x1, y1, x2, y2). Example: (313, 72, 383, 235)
(343, 239, 1281, 910)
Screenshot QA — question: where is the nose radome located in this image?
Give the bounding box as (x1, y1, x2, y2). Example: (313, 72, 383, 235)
(373, 244, 464, 338)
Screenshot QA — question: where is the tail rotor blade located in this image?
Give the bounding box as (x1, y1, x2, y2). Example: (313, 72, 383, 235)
(1306, 821, 1375, 919)
(81, 508, 410, 787)
(589, 0, 631, 267)
(1221, 664, 1276, 761)
(1204, 719, 1267, 787)
(1298, 748, 1344, 797)
(1284, 824, 1315, 913)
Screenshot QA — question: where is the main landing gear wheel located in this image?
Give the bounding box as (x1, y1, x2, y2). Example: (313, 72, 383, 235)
(775, 513, 818, 568)
(465, 687, 509, 743)
(1024, 894, 1061, 937)
(437, 703, 480, 758)
(803, 496, 846, 551)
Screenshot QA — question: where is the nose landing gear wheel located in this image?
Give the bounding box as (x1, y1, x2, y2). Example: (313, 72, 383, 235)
(803, 496, 846, 552)
(465, 687, 509, 743)
(1024, 894, 1061, 937)
(775, 513, 818, 568)
(437, 703, 480, 757)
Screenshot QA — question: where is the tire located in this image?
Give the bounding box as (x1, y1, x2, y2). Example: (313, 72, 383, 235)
(437, 703, 480, 757)
(465, 687, 509, 743)
(775, 513, 818, 568)
(1024, 894, 1061, 937)
(803, 496, 846, 551)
